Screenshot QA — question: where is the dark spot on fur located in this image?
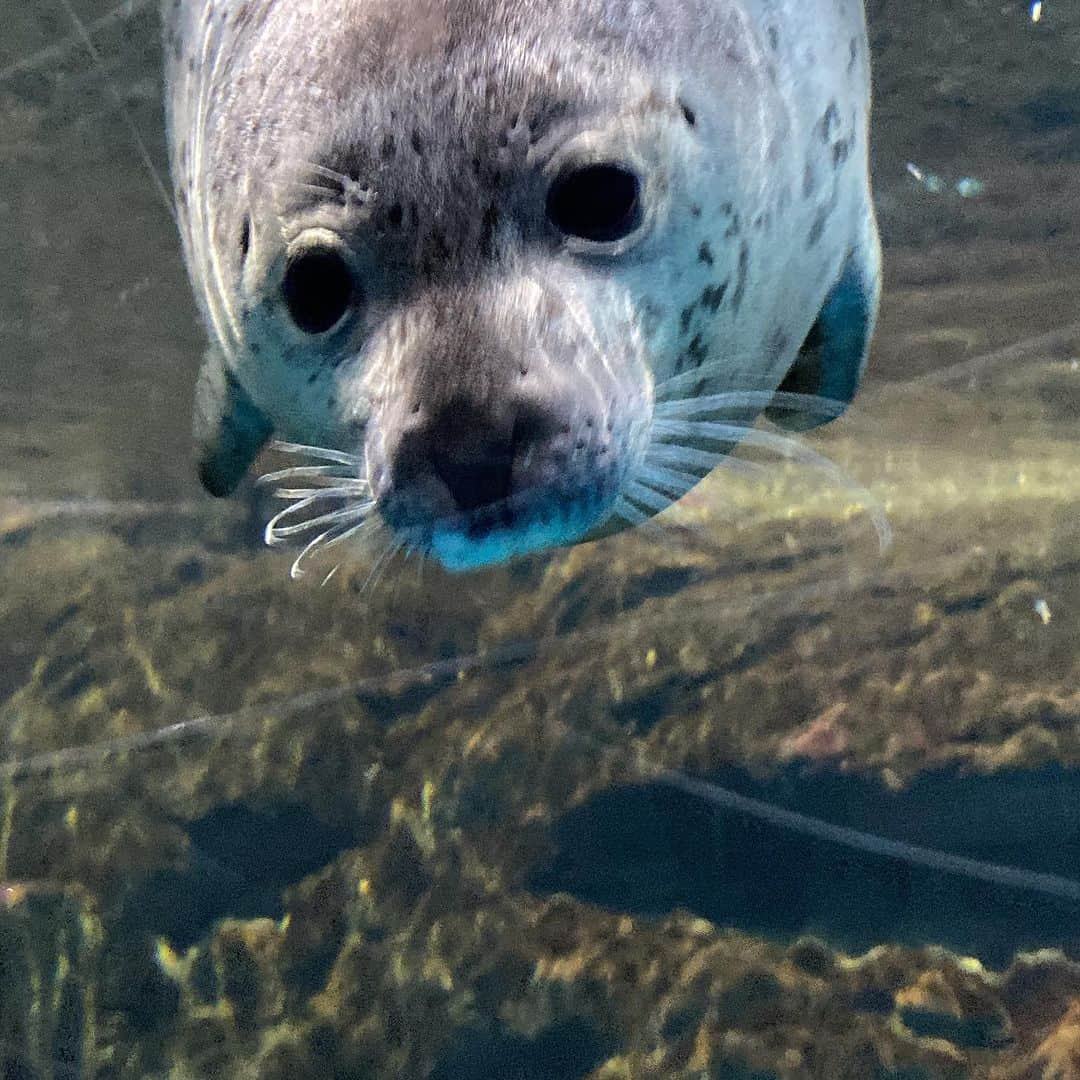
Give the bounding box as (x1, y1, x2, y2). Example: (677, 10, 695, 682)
(479, 203, 499, 258)
(238, 216, 250, 260)
(640, 300, 664, 338)
(388, 203, 403, 229)
(678, 98, 696, 127)
(848, 37, 858, 73)
(803, 163, 817, 199)
(679, 303, 696, 335)
(381, 133, 396, 159)
(732, 243, 749, 310)
(767, 26, 780, 50)
(724, 214, 741, 239)
(411, 129, 424, 154)
(690, 204, 702, 218)
(832, 138, 851, 168)
(818, 101, 840, 143)
(700, 281, 728, 313)
(806, 208, 828, 248)
(698, 241, 714, 266)
(687, 334, 707, 365)
(768, 327, 790, 360)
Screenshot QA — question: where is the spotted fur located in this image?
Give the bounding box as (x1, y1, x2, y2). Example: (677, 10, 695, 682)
(164, 0, 880, 568)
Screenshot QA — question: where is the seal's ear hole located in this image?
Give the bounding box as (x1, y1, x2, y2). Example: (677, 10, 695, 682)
(282, 246, 357, 335)
(546, 163, 642, 244)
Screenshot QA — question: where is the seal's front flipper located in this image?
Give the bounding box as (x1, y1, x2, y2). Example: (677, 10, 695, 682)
(767, 220, 881, 431)
(193, 349, 273, 496)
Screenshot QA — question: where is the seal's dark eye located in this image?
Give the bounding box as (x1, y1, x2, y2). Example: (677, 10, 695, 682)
(546, 163, 643, 244)
(282, 246, 356, 334)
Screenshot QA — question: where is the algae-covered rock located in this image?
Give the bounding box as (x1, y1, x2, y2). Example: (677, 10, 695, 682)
(0, 884, 101, 1079)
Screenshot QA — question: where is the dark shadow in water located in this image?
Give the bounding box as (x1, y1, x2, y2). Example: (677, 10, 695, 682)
(531, 764, 1080, 969)
(119, 802, 364, 951)
(428, 1018, 618, 1080)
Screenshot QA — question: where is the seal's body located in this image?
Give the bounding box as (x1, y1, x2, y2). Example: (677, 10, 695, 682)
(164, 0, 879, 570)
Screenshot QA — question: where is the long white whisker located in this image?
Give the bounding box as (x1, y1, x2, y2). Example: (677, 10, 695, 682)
(655, 391, 847, 420)
(651, 421, 891, 549)
(264, 493, 371, 544)
(271, 486, 367, 501)
(268, 504, 373, 541)
(358, 537, 404, 597)
(325, 516, 381, 549)
(290, 530, 333, 580)
(635, 463, 704, 497)
(270, 441, 363, 466)
(613, 498, 652, 527)
(645, 443, 729, 472)
(645, 442, 768, 481)
(623, 480, 675, 515)
(257, 464, 362, 486)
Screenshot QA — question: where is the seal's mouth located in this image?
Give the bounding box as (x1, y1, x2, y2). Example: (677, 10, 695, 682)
(383, 478, 621, 572)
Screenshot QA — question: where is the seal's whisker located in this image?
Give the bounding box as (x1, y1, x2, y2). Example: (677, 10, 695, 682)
(283, 162, 377, 206)
(357, 536, 405, 598)
(623, 480, 676, 516)
(263, 495, 372, 543)
(300, 161, 354, 187)
(645, 442, 731, 473)
(268, 504, 374, 542)
(652, 420, 891, 550)
(613, 498, 652, 527)
(321, 565, 341, 588)
(325, 516, 382, 549)
(270, 441, 364, 467)
(635, 463, 705, 497)
(654, 390, 848, 421)
(645, 443, 769, 481)
(257, 464, 361, 485)
(271, 484, 368, 500)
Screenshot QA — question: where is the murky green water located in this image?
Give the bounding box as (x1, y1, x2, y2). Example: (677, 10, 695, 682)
(3, 2, 1080, 1077)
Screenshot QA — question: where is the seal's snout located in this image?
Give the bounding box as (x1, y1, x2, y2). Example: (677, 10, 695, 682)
(425, 401, 554, 513)
(389, 397, 562, 515)
(372, 381, 622, 570)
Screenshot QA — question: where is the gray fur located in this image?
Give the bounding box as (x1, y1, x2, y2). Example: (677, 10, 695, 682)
(163, 0, 880, 568)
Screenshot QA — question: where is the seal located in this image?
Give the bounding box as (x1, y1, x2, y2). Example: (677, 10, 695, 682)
(163, 0, 880, 571)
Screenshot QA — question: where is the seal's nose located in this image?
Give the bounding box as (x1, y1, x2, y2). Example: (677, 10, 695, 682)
(431, 408, 514, 511)
(392, 399, 557, 515)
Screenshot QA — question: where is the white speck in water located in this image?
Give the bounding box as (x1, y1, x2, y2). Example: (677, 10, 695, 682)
(1034, 598, 1052, 624)
(1031, 1, 1043, 24)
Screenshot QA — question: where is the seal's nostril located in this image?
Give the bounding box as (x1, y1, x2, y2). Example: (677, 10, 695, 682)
(395, 400, 563, 514)
(435, 445, 513, 511)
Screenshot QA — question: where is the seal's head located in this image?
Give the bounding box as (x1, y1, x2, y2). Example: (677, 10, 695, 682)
(166, 0, 879, 571)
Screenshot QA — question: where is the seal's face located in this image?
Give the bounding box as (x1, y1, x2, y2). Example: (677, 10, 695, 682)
(167, 0, 879, 571)
(241, 65, 721, 568)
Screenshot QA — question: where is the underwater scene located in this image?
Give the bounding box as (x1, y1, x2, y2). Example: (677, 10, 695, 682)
(4, 0, 1080, 1076)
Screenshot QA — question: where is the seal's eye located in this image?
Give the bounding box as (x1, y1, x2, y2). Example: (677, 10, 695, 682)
(546, 163, 643, 244)
(282, 246, 356, 334)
